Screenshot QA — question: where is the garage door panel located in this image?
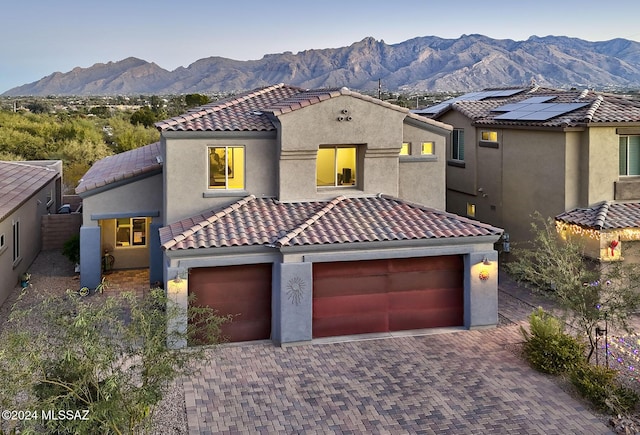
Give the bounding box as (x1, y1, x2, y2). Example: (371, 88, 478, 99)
(388, 270, 462, 293)
(389, 288, 463, 310)
(313, 260, 388, 279)
(314, 275, 386, 297)
(314, 293, 387, 317)
(388, 256, 462, 273)
(313, 312, 389, 338)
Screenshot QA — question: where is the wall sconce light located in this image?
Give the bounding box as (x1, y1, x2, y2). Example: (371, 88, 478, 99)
(479, 256, 491, 281)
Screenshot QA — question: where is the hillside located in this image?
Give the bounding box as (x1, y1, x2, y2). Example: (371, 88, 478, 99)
(4, 34, 640, 96)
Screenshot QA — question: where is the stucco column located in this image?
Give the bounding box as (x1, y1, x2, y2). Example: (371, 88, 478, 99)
(166, 267, 188, 349)
(272, 262, 313, 345)
(79, 226, 101, 289)
(464, 251, 499, 329)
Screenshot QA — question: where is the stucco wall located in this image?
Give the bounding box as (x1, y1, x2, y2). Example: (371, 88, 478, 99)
(438, 111, 478, 196)
(276, 95, 406, 201)
(586, 127, 619, 205)
(398, 123, 447, 209)
(0, 177, 58, 306)
(163, 134, 277, 224)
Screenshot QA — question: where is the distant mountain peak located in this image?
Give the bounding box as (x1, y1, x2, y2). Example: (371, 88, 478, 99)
(4, 34, 640, 96)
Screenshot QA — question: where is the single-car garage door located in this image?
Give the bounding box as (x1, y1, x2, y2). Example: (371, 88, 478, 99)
(189, 264, 272, 343)
(313, 256, 463, 338)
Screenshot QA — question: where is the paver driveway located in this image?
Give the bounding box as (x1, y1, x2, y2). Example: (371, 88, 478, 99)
(184, 325, 612, 434)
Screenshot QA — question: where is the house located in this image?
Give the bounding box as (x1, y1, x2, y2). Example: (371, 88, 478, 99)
(77, 84, 502, 346)
(414, 86, 640, 250)
(0, 160, 63, 305)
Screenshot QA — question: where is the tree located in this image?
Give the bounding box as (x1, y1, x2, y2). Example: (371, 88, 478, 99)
(130, 107, 158, 128)
(506, 214, 640, 361)
(185, 93, 210, 108)
(0, 289, 228, 434)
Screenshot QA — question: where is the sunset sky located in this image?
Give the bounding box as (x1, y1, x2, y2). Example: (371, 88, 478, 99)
(2, 0, 640, 93)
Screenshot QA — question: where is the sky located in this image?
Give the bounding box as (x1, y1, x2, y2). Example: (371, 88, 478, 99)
(3, 0, 640, 94)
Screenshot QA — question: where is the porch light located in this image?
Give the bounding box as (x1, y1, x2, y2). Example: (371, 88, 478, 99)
(478, 257, 491, 281)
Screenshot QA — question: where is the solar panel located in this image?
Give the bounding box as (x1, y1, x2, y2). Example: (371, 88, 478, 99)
(417, 88, 526, 114)
(492, 102, 589, 121)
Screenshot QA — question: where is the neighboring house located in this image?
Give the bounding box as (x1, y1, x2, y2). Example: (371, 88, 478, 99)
(415, 86, 640, 247)
(0, 160, 63, 305)
(556, 201, 640, 263)
(78, 84, 502, 346)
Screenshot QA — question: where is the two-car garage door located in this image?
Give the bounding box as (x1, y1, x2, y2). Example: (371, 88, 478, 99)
(188, 255, 463, 343)
(313, 256, 463, 338)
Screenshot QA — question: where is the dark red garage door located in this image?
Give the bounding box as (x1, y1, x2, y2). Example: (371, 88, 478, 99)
(189, 264, 272, 343)
(313, 256, 463, 338)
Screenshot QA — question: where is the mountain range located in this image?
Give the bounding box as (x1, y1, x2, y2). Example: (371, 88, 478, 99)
(4, 34, 640, 96)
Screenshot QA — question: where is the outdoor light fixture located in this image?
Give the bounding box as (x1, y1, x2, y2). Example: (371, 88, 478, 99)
(479, 257, 491, 281)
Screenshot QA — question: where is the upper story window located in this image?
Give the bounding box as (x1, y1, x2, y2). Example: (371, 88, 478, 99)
(209, 146, 245, 189)
(421, 142, 435, 155)
(452, 129, 465, 161)
(116, 217, 147, 248)
(481, 131, 498, 142)
(317, 145, 357, 187)
(400, 142, 411, 156)
(620, 136, 640, 176)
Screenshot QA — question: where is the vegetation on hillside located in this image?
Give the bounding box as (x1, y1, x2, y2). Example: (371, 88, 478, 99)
(0, 93, 213, 192)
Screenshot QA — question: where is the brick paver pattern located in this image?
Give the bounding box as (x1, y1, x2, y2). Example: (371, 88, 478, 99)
(185, 326, 611, 434)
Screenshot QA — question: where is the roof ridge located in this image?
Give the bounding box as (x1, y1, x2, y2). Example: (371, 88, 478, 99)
(583, 95, 604, 121)
(275, 196, 346, 247)
(594, 201, 611, 229)
(161, 195, 256, 250)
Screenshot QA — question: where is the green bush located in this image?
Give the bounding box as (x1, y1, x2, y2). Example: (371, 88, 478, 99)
(521, 307, 585, 375)
(570, 363, 639, 414)
(62, 234, 80, 264)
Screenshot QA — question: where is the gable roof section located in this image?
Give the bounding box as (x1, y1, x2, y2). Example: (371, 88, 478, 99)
(160, 195, 502, 251)
(556, 201, 640, 230)
(0, 161, 58, 221)
(155, 83, 451, 132)
(76, 142, 162, 195)
(417, 86, 640, 128)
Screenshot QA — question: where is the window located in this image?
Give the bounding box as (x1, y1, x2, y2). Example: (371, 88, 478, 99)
(452, 129, 465, 161)
(400, 142, 411, 156)
(317, 145, 357, 187)
(620, 136, 640, 176)
(208, 146, 245, 189)
(467, 203, 476, 217)
(12, 220, 20, 263)
(421, 142, 435, 155)
(116, 217, 147, 247)
(0, 233, 5, 254)
(481, 131, 498, 142)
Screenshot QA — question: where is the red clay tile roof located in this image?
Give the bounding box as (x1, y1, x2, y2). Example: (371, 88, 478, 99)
(155, 84, 451, 132)
(0, 161, 58, 220)
(76, 142, 162, 195)
(556, 201, 640, 230)
(420, 86, 640, 128)
(160, 195, 502, 251)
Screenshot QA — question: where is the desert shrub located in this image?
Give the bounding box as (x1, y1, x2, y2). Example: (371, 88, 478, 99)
(570, 363, 639, 414)
(62, 234, 80, 264)
(521, 307, 585, 375)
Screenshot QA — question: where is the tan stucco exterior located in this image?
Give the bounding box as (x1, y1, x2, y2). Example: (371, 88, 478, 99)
(437, 107, 640, 244)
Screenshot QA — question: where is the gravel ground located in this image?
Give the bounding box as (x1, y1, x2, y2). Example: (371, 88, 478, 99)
(0, 250, 187, 435)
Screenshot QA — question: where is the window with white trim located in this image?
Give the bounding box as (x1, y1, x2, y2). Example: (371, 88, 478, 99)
(452, 129, 465, 161)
